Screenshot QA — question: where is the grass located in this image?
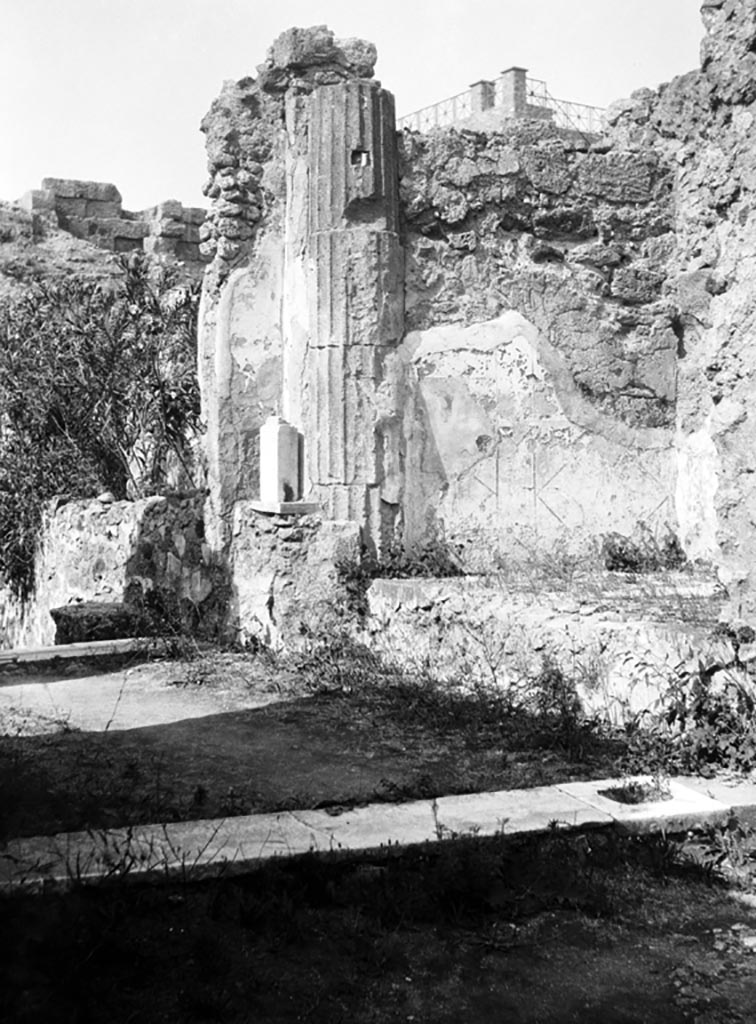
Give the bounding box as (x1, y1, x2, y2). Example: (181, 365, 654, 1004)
(3, 823, 756, 1023)
(3, 586, 756, 1020)
(0, 641, 626, 840)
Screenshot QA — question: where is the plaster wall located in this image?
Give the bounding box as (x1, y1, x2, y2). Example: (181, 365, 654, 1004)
(398, 313, 676, 562)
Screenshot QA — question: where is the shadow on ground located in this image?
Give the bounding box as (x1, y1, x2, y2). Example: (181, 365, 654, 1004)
(0, 655, 624, 839)
(3, 826, 756, 1023)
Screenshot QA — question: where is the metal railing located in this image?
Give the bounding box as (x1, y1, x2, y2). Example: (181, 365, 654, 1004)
(398, 73, 607, 136)
(399, 89, 473, 133)
(525, 78, 607, 135)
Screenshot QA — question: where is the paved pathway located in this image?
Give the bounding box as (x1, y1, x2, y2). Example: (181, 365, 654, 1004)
(3, 775, 756, 893)
(0, 644, 283, 732)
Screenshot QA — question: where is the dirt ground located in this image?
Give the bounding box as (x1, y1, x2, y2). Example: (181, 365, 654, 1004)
(2, 829, 756, 1023)
(3, 651, 756, 1022)
(0, 650, 623, 840)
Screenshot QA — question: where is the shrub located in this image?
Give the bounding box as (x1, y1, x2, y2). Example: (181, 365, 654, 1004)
(622, 647, 756, 776)
(601, 522, 686, 573)
(0, 252, 201, 599)
(665, 663, 756, 773)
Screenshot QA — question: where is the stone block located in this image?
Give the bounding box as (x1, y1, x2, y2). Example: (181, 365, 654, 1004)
(215, 198, 244, 217)
(216, 237, 240, 260)
(42, 178, 122, 202)
(156, 219, 187, 238)
(248, 500, 319, 516)
(18, 188, 55, 214)
(50, 602, 139, 644)
(184, 207, 207, 226)
(611, 265, 663, 305)
(575, 153, 656, 204)
(156, 199, 184, 220)
(556, 779, 729, 834)
(64, 216, 98, 239)
(434, 787, 613, 837)
(108, 219, 149, 240)
(114, 237, 144, 253)
(306, 519, 361, 568)
(675, 776, 756, 828)
(84, 199, 122, 219)
(260, 415, 302, 503)
(55, 196, 87, 218)
(292, 801, 438, 853)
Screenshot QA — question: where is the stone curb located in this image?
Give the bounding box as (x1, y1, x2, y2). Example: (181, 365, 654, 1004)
(1, 776, 748, 894)
(0, 637, 168, 668)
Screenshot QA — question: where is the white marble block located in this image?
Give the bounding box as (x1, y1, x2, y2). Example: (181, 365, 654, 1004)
(259, 415, 301, 503)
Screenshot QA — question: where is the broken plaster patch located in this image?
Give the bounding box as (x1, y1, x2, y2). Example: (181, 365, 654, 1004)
(403, 310, 541, 362)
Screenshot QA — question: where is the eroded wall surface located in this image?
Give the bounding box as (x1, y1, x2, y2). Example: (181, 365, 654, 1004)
(395, 100, 688, 563)
(1, 495, 215, 648)
(608, 0, 756, 615)
(367, 571, 728, 723)
(198, 28, 402, 555)
(196, 5, 756, 615)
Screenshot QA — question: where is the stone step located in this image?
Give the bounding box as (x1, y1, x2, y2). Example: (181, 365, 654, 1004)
(2, 775, 746, 893)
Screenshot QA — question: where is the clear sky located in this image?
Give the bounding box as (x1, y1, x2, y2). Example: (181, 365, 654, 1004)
(1, 0, 704, 212)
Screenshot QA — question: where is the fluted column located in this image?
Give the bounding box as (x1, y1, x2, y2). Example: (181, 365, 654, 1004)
(304, 79, 404, 548)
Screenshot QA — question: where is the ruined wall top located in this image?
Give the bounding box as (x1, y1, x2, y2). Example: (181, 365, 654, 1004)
(257, 26, 377, 93)
(199, 26, 385, 269)
(16, 177, 207, 275)
(700, 0, 756, 104)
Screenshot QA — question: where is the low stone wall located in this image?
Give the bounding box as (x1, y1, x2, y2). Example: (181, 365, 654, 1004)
(366, 571, 728, 724)
(0, 495, 365, 651)
(2, 494, 216, 649)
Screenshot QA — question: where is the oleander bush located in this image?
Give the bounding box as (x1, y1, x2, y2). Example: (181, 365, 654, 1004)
(0, 252, 201, 599)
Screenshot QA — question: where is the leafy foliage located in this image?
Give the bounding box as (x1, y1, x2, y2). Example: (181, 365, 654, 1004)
(0, 252, 201, 598)
(601, 522, 687, 573)
(664, 663, 756, 773)
(621, 639, 756, 777)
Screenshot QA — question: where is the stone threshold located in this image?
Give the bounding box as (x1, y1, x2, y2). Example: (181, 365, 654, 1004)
(3, 775, 754, 893)
(0, 637, 167, 668)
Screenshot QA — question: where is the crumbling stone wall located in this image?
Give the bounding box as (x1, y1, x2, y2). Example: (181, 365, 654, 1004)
(605, 0, 756, 618)
(227, 506, 359, 646)
(0, 492, 352, 650)
(19, 178, 208, 274)
(193, 3, 756, 626)
(396, 124, 679, 561)
(2, 494, 216, 648)
(10, 6, 756, 650)
(195, 25, 687, 581)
